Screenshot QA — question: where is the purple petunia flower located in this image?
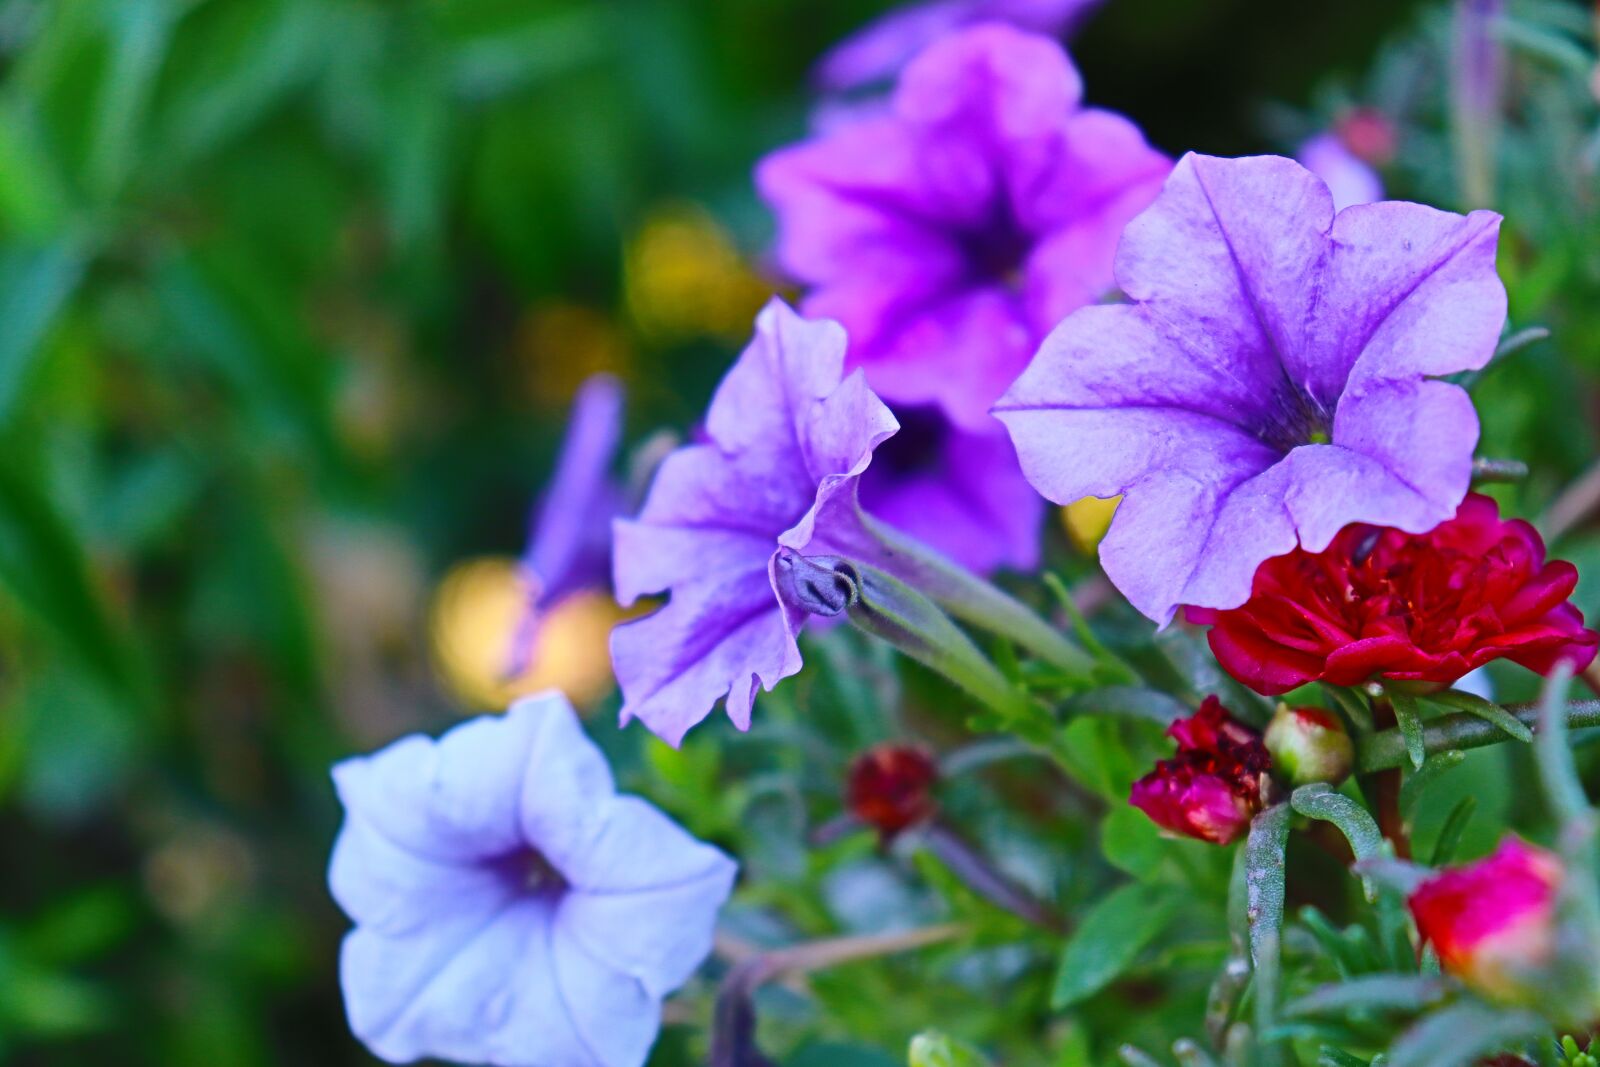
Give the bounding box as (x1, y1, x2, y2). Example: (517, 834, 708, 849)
(507, 375, 625, 678)
(857, 406, 1042, 574)
(995, 153, 1506, 625)
(329, 692, 736, 1067)
(813, 0, 1104, 92)
(1296, 133, 1383, 212)
(611, 299, 899, 746)
(760, 24, 1171, 433)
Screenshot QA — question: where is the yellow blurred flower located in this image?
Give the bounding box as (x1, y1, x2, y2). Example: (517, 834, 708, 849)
(1060, 495, 1122, 556)
(428, 556, 623, 711)
(516, 302, 634, 410)
(624, 202, 774, 342)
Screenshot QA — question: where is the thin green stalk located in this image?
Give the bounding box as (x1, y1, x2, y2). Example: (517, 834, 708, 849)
(1355, 699, 1600, 773)
(858, 514, 1097, 678)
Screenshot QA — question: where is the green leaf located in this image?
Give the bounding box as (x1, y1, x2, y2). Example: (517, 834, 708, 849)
(1389, 692, 1426, 769)
(1246, 804, 1291, 1067)
(1285, 974, 1450, 1017)
(1062, 686, 1187, 724)
(1172, 1038, 1220, 1067)
(1427, 796, 1476, 867)
(0, 238, 89, 424)
(908, 1031, 993, 1067)
(1399, 751, 1466, 821)
(1317, 1049, 1370, 1067)
(0, 464, 145, 708)
(1050, 883, 1182, 1009)
(1425, 690, 1532, 743)
(1384, 1002, 1543, 1067)
(1536, 665, 1589, 826)
(1291, 784, 1383, 860)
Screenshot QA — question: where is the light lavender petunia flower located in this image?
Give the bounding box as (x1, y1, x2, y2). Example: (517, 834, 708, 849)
(611, 299, 899, 746)
(507, 375, 625, 678)
(857, 405, 1042, 574)
(1296, 132, 1383, 212)
(760, 24, 1171, 433)
(329, 692, 736, 1067)
(995, 153, 1506, 626)
(813, 0, 1104, 92)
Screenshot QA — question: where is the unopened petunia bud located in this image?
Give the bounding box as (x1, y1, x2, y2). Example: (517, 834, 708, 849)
(1263, 704, 1353, 785)
(1408, 838, 1563, 1004)
(1128, 697, 1271, 845)
(847, 744, 939, 840)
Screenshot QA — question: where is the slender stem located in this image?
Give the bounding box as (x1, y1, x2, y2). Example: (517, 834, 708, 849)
(923, 822, 1067, 933)
(1355, 699, 1600, 773)
(1540, 454, 1600, 543)
(859, 514, 1097, 677)
(709, 924, 967, 1067)
(1470, 457, 1528, 484)
(1360, 696, 1411, 859)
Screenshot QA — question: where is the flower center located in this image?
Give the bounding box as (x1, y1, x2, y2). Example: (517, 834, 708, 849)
(1254, 386, 1334, 453)
(497, 847, 568, 897)
(867, 406, 949, 483)
(955, 198, 1032, 286)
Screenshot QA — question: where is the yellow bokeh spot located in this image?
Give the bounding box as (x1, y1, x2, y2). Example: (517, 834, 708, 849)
(515, 302, 633, 410)
(428, 557, 624, 711)
(624, 202, 775, 343)
(1060, 495, 1122, 556)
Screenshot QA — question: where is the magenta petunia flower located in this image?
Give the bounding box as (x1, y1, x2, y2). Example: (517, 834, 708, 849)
(813, 0, 1104, 92)
(760, 24, 1171, 433)
(995, 153, 1506, 625)
(856, 406, 1042, 574)
(611, 299, 899, 746)
(329, 692, 736, 1067)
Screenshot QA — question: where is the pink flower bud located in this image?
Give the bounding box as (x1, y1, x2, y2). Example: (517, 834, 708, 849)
(1263, 704, 1353, 785)
(1408, 838, 1563, 1002)
(847, 744, 939, 840)
(1129, 697, 1272, 845)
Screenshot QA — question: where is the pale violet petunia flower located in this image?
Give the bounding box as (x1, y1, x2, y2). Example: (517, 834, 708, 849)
(995, 152, 1506, 625)
(328, 692, 736, 1067)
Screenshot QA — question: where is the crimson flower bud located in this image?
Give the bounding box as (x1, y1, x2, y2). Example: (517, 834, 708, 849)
(1408, 838, 1563, 1003)
(847, 744, 939, 840)
(1263, 704, 1353, 785)
(1128, 697, 1272, 845)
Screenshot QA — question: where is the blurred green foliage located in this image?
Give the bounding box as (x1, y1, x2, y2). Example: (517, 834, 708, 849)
(2, 0, 1599, 1064)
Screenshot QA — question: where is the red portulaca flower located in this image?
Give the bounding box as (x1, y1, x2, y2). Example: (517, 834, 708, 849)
(1129, 698, 1271, 845)
(1408, 838, 1562, 1003)
(848, 744, 939, 840)
(1188, 494, 1598, 696)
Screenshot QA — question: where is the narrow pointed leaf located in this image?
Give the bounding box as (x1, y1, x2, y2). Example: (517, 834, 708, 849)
(1385, 1003, 1543, 1067)
(1051, 883, 1182, 1009)
(1426, 690, 1532, 743)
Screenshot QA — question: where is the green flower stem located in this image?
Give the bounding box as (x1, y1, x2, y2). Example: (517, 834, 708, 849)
(1355, 699, 1600, 774)
(857, 514, 1098, 678)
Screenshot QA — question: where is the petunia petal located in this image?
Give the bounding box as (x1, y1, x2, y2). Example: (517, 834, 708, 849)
(558, 796, 736, 995)
(1317, 202, 1504, 399)
(1113, 153, 1333, 422)
(611, 566, 801, 746)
